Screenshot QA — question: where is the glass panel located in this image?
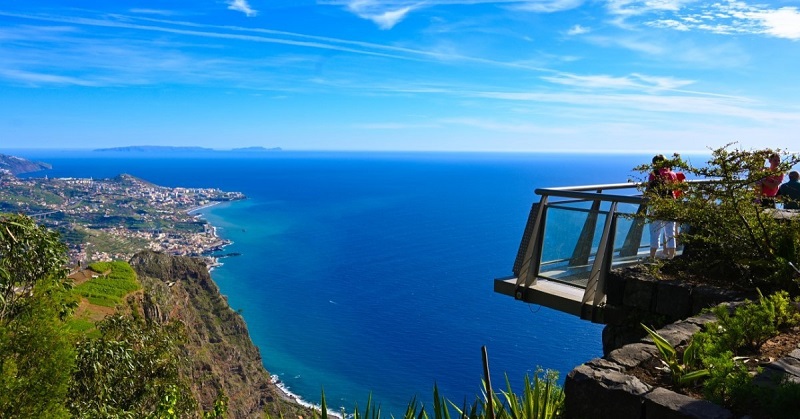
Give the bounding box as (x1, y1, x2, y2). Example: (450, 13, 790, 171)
(538, 204, 608, 287)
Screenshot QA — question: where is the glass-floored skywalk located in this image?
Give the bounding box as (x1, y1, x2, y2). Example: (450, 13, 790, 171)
(494, 183, 685, 323)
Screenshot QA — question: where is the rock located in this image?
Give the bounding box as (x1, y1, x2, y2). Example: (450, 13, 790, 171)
(564, 364, 651, 419)
(607, 343, 659, 369)
(655, 281, 693, 320)
(643, 387, 732, 419)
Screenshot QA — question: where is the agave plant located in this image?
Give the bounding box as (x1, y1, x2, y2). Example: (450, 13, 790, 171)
(642, 323, 709, 386)
(268, 357, 566, 419)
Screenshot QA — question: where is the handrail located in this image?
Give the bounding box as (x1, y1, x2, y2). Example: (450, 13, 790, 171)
(503, 179, 715, 322)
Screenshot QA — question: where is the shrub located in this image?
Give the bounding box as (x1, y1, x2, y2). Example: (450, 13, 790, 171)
(637, 144, 800, 290)
(690, 291, 800, 414)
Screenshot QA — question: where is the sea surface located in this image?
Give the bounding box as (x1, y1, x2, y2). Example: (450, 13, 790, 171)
(12, 150, 676, 415)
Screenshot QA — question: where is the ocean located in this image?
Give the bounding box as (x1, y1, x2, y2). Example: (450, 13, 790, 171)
(13, 150, 663, 415)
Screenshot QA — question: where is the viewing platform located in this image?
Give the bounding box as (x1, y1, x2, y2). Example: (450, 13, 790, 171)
(494, 182, 687, 323)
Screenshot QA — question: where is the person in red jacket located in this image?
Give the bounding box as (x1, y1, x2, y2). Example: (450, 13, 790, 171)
(758, 153, 784, 208)
(647, 154, 678, 259)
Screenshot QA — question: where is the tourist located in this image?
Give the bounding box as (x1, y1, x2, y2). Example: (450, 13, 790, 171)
(758, 153, 784, 208)
(647, 154, 678, 259)
(777, 171, 800, 210)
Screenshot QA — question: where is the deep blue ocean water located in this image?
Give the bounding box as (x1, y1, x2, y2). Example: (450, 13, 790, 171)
(12, 150, 666, 415)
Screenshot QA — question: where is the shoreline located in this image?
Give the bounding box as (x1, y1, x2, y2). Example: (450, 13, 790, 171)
(190, 201, 334, 416)
(271, 376, 344, 418)
(187, 200, 223, 215)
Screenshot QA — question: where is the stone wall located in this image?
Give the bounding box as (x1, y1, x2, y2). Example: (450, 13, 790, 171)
(565, 312, 733, 419)
(558, 256, 800, 418)
(601, 266, 750, 355)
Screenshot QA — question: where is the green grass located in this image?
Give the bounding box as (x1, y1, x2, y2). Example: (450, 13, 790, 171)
(74, 261, 140, 308)
(66, 318, 95, 333)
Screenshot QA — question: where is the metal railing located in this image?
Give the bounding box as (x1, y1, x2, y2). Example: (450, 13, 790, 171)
(511, 182, 668, 321)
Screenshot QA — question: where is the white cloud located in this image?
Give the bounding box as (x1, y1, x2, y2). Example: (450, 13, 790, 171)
(321, 0, 587, 29)
(541, 72, 694, 91)
(129, 9, 179, 17)
(620, 1, 800, 41)
(0, 69, 101, 87)
(228, 0, 257, 17)
(337, 0, 418, 29)
(748, 7, 800, 40)
(511, 0, 584, 13)
(566, 24, 590, 35)
(648, 19, 689, 31)
(606, 0, 684, 18)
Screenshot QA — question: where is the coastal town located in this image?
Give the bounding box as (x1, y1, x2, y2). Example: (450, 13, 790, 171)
(0, 167, 245, 266)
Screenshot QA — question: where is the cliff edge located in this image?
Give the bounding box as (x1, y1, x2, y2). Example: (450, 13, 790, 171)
(0, 153, 51, 175)
(128, 250, 310, 418)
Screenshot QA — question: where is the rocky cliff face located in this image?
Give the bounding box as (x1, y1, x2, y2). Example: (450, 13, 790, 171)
(128, 250, 311, 418)
(0, 153, 51, 175)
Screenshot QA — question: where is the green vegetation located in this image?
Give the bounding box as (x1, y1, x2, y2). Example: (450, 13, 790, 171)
(638, 144, 800, 416)
(0, 214, 219, 417)
(68, 314, 196, 418)
(642, 324, 708, 386)
(0, 214, 75, 418)
(74, 260, 141, 307)
(267, 368, 565, 419)
(644, 292, 800, 418)
(638, 144, 800, 291)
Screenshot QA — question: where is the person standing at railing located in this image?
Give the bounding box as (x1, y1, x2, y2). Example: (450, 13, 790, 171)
(757, 153, 784, 208)
(647, 154, 678, 259)
(777, 171, 800, 210)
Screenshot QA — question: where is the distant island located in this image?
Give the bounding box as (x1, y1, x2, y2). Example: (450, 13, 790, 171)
(0, 153, 51, 175)
(94, 145, 282, 153)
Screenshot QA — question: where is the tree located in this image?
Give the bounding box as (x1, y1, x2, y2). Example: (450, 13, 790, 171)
(638, 144, 800, 290)
(0, 214, 75, 418)
(68, 313, 197, 418)
(0, 213, 74, 320)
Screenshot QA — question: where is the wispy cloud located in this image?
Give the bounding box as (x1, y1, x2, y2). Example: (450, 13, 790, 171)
(510, 0, 584, 13)
(605, 0, 692, 18)
(0, 68, 102, 87)
(320, 0, 588, 29)
(355, 4, 416, 30)
(354, 122, 440, 129)
(583, 32, 750, 68)
(542, 72, 694, 91)
(129, 9, 181, 17)
(566, 24, 589, 35)
(470, 89, 800, 123)
(228, 0, 257, 17)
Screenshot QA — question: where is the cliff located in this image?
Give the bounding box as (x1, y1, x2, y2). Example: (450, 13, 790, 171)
(0, 153, 51, 175)
(128, 250, 311, 418)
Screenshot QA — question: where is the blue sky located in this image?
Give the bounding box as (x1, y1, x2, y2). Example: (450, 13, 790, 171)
(1, 1, 799, 152)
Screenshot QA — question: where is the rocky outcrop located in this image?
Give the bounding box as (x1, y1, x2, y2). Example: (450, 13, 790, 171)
(129, 250, 310, 418)
(0, 153, 51, 175)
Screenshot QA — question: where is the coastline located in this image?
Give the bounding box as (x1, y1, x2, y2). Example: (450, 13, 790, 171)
(192, 202, 336, 416)
(187, 200, 223, 215)
(271, 376, 343, 418)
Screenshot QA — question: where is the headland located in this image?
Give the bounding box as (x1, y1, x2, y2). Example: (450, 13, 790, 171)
(0, 170, 244, 266)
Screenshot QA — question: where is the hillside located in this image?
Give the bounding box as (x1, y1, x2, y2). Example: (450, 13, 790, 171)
(128, 250, 311, 418)
(0, 153, 51, 175)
